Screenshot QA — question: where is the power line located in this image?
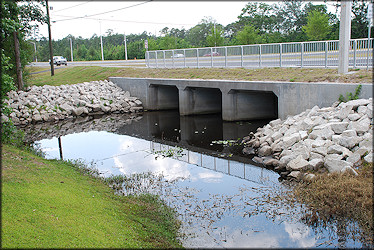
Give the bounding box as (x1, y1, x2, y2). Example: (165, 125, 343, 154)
(53, 1, 152, 22)
(52, 14, 195, 26)
(52, 1, 94, 13)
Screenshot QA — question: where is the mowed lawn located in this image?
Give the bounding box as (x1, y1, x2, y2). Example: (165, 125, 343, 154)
(2, 144, 182, 248)
(26, 66, 372, 87)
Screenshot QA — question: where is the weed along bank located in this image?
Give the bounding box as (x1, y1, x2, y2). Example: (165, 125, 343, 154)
(3, 76, 373, 248)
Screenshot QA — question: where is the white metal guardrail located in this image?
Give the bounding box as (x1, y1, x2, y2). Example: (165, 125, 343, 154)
(146, 38, 373, 69)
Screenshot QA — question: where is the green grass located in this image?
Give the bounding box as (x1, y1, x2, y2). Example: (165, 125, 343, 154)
(27, 66, 121, 86)
(26, 66, 372, 87)
(2, 144, 182, 248)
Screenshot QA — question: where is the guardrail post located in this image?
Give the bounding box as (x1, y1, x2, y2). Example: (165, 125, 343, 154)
(163, 51, 166, 68)
(353, 40, 357, 68)
(301, 43, 304, 68)
(183, 49, 186, 68)
(228, 160, 230, 175)
(172, 50, 175, 68)
(241, 46, 243, 67)
(210, 47, 213, 67)
(155, 51, 158, 68)
(146, 51, 149, 67)
(259, 45, 262, 67)
(196, 48, 199, 68)
(225, 46, 228, 67)
(279, 43, 282, 67)
(325, 41, 328, 68)
(200, 152, 203, 167)
(367, 37, 371, 70)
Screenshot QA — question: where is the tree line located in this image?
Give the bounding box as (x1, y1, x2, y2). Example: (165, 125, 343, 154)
(30, 1, 372, 62)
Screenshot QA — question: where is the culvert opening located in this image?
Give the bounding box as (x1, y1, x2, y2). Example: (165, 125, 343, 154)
(183, 87, 222, 116)
(149, 84, 179, 111)
(229, 89, 278, 120)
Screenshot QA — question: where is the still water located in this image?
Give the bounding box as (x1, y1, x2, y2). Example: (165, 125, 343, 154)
(22, 111, 368, 248)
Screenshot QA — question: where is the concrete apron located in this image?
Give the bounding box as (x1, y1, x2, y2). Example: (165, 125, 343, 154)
(109, 77, 372, 121)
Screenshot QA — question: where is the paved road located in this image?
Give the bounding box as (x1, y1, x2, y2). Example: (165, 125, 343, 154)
(28, 59, 147, 68)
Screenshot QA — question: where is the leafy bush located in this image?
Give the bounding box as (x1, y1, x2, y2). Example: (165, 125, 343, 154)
(1, 53, 24, 146)
(1, 119, 25, 148)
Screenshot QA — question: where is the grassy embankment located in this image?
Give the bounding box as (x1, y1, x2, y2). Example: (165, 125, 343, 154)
(2, 144, 182, 248)
(26, 66, 372, 86)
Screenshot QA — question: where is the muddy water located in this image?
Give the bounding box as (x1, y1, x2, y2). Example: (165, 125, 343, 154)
(22, 111, 369, 248)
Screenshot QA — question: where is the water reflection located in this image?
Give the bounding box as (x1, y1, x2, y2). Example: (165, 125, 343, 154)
(21, 111, 369, 248)
(150, 141, 272, 185)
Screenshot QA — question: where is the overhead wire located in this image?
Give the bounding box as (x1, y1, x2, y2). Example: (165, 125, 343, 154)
(52, 14, 195, 26)
(52, 1, 94, 13)
(53, 1, 152, 22)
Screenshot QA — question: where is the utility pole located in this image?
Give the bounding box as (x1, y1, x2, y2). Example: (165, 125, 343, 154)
(58, 137, 63, 160)
(46, 0, 54, 76)
(99, 20, 104, 61)
(124, 33, 128, 60)
(29, 41, 37, 62)
(338, 1, 351, 74)
(69, 38, 74, 62)
(214, 23, 217, 48)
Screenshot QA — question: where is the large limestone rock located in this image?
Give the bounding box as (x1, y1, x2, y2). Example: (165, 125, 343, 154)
(258, 145, 272, 156)
(286, 155, 311, 171)
(327, 145, 352, 158)
(324, 158, 353, 173)
(282, 133, 301, 148)
(345, 99, 371, 109)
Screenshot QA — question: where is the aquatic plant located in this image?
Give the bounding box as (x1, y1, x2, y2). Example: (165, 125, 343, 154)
(153, 146, 185, 159)
(211, 139, 242, 147)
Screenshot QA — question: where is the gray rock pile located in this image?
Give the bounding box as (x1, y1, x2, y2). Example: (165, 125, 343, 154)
(242, 98, 373, 181)
(2, 80, 143, 126)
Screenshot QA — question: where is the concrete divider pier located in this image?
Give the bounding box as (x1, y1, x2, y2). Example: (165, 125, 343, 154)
(109, 77, 372, 121)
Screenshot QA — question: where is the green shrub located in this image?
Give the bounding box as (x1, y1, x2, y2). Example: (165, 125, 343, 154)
(338, 84, 362, 103)
(1, 119, 25, 148)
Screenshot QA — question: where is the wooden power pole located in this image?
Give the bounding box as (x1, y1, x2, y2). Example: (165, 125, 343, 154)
(46, 0, 54, 76)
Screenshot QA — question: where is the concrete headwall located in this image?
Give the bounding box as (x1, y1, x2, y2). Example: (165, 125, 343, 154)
(109, 77, 372, 121)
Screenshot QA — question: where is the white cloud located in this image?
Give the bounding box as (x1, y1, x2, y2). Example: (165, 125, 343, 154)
(198, 171, 223, 183)
(118, 138, 133, 151)
(284, 221, 317, 248)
